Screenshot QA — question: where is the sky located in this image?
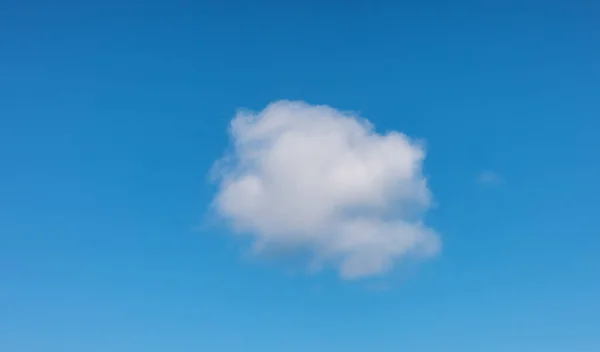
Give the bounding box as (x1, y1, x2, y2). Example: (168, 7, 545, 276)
(1, 0, 599, 351)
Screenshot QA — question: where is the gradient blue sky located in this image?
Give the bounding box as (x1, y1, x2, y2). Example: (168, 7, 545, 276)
(1, 0, 599, 351)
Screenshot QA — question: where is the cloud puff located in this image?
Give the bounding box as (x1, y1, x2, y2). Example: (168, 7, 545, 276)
(211, 100, 440, 279)
(477, 171, 502, 185)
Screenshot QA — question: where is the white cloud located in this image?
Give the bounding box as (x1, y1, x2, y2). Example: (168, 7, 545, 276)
(211, 100, 440, 279)
(477, 171, 502, 185)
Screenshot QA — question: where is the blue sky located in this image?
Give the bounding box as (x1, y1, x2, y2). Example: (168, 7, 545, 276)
(1, 0, 599, 351)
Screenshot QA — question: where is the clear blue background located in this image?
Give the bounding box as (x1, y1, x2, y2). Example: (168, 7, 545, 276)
(1, 0, 599, 351)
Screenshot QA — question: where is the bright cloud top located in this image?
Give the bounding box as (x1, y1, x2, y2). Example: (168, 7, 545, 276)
(212, 101, 440, 279)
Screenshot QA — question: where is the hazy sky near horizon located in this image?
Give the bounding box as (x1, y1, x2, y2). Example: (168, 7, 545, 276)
(1, 0, 599, 351)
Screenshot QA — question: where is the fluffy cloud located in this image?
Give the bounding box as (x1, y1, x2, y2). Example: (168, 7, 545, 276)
(211, 101, 440, 279)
